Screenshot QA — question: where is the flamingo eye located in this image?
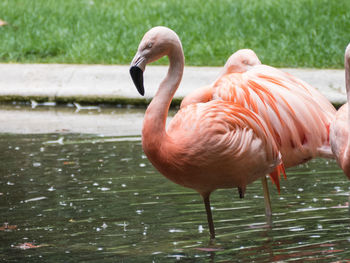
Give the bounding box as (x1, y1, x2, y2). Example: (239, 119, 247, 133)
(147, 43, 153, 49)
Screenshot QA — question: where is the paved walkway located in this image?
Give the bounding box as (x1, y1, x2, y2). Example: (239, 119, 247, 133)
(0, 64, 346, 105)
(0, 106, 145, 136)
(0, 64, 346, 135)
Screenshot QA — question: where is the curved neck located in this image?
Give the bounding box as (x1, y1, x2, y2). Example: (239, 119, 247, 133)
(142, 43, 185, 152)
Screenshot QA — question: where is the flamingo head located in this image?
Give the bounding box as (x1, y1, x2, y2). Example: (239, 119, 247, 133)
(223, 49, 261, 74)
(130, 26, 182, 96)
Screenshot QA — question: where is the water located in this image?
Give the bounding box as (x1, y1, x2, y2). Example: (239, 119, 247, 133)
(1, 133, 350, 262)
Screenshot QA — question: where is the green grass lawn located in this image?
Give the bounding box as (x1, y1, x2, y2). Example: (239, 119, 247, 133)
(0, 0, 349, 67)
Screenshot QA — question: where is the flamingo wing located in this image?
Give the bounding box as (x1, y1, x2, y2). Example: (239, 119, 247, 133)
(211, 65, 336, 167)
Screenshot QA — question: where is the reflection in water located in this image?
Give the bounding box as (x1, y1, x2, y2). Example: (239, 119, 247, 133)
(0, 134, 350, 262)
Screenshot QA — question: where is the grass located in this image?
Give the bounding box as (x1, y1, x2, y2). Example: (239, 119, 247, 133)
(0, 0, 349, 67)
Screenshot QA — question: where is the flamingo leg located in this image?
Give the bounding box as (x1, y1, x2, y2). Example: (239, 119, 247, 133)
(203, 194, 215, 239)
(237, 186, 245, 198)
(261, 176, 273, 226)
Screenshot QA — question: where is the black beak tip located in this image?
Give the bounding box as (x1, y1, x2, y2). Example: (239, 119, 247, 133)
(129, 66, 145, 96)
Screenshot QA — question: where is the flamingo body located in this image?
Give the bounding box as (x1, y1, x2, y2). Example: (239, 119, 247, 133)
(144, 100, 282, 196)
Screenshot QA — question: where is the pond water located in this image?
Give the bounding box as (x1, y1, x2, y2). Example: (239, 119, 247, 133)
(1, 133, 350, 262)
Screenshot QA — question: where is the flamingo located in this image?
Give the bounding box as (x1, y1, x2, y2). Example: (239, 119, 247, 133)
(183, 53, 336, 168)
(330, 43, 350, 178)
(180, 48, 336, 216)
(129, 26, 285, 239)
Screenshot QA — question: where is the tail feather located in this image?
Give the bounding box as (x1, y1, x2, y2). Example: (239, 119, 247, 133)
(268, 163, 286, 193)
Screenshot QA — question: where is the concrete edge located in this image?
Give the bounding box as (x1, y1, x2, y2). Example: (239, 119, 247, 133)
(0, 64, 346, 107)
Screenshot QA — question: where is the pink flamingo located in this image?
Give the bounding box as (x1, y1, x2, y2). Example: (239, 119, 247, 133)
(183, 55, 336, 168)
(182, 50, 335, 167)
(129, 26, 284, 239)
(330, 43, 350, 177)
(180, 48, 336, 216)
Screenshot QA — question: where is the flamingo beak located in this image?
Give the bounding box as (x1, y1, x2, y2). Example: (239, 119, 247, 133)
(130, 66, 144, 96)
(130, 53, 146, 96)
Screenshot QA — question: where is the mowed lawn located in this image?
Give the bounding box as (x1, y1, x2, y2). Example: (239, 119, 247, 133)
(0, 0, 349, 67)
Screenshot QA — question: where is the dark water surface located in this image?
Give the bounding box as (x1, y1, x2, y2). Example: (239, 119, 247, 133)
(1, 133, 350, 262)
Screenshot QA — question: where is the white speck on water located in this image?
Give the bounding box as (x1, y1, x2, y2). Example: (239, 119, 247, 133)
(290, 227, 305, 232)
(334, 186, 342, 192)
(24, 196, 47, 203)
(33, 162, 41, 167)
(136, 209, 143, 215)
(198, 225, 204, 233)
(169, 229, 184, 233)
(116, 221, 128, 231)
